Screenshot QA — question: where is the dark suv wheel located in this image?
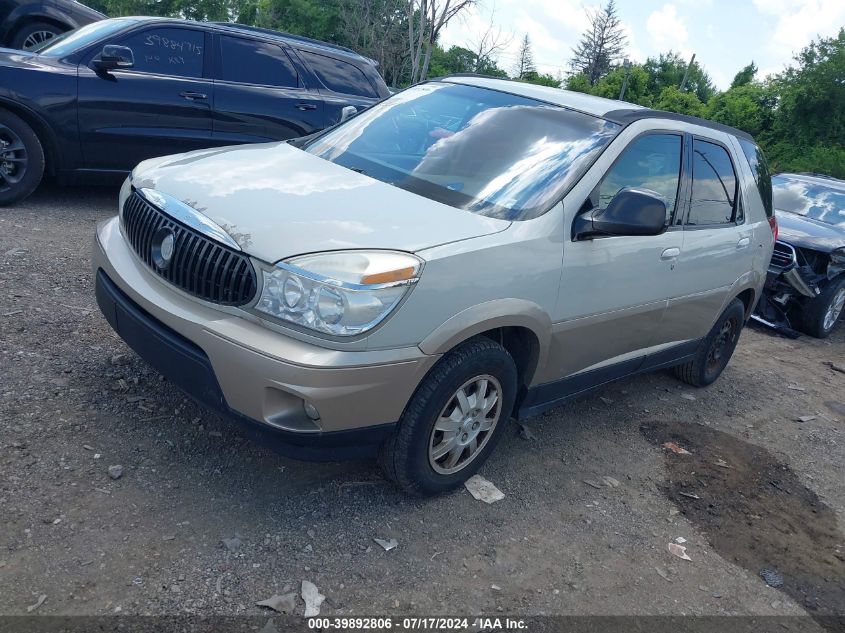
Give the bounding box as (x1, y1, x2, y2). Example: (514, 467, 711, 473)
(0, 110, 45, 206)
(11, 22, 64, 50)
(378, 336, 517, 495)
(674, 298, 746, 387)
(799, 276, 845, 339)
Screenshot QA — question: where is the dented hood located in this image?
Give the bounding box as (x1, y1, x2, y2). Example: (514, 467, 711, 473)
(775, 210, 845, 253)
(131, 142, 510, 263)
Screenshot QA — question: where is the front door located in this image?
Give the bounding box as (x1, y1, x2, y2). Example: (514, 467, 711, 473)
(211, 34, 325, 144)
(546, 131, 687, 382)
(77, 25, 214, 171)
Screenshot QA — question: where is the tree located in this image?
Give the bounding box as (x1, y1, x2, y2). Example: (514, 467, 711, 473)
(468, 10, 512, 74)
(653, 86, 705, 117)
(569, 0, 627, 85)
(337, 0, 409, 86)
(513, 34, 535, 79)
(592, 64, 652, 105)
(705, 83, 775, 138)
(407, 0, 476, 85)
(730, 61, 757, 89)
(643, 51, 716, 102)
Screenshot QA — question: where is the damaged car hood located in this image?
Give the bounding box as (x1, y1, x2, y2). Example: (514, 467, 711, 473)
(131, 142, 511, 263)
(775, 210, 845, 253)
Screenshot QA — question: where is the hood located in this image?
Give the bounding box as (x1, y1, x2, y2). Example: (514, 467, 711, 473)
(775, 210, 845, 253)
(131, 142, 511, 263)
(0, 48, 66, 72)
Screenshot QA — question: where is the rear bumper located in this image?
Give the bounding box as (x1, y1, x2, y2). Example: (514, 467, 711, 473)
(93, 216, 439, 460)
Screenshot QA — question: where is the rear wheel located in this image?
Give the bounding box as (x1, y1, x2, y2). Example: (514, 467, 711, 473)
(378, 336, 517, 495)
(0, 109, 45, 206)
(798, 276, 845, 339)
(674, 298, 745, 387)
(11, 22, 63, 50)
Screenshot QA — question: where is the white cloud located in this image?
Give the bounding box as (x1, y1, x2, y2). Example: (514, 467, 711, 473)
(752, 0, 845, 57)
(645, 4, 691, 58)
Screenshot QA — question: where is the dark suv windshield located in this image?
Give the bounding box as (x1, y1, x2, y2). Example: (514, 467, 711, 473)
(305, 82, 620, 220)
(36, 19, 137, 57)
(772, 175, 845, 226)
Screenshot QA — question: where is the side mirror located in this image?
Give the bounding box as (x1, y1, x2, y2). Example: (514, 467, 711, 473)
(573, 187, 667, 240)
(94, 45, 134, 71)
(339, 105, 358, 123)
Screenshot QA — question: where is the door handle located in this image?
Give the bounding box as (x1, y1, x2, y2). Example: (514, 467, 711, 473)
(737, 237, 751, 248)
(296, 103, 318, 111)
(660, 247, 680, 260)
(180, 91, 207, 100)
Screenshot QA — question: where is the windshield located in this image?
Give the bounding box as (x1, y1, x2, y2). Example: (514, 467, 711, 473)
(36, 19, 137, 56)
(305, 82, 620, 220)
(772, 175, 845, 226)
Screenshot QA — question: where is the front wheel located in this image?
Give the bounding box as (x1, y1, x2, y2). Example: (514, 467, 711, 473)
(378, 336, 517, 495)
(799, 276, 845, 339)
(0, 109, 45, 206)
(674, 298, 746, 387)
(11, 22, 63, 50)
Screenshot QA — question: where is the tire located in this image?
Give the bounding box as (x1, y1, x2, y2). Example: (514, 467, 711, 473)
(798, 276, 845, 339)
(673, 298, 746, 388)
(10, 22, 63, 50)
(378, 336, 518, 495)
(0, 109, 45, 206)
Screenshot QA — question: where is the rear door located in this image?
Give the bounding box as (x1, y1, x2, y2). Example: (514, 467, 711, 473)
(659, 135, 756, 344)
(77, 25, 213, 170)
(295, 49, 382, 125)
(211, 33, 324, 144)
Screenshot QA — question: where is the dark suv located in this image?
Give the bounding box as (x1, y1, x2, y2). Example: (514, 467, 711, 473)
(0, 0, 104, 50)
(0, 17, 390, 205)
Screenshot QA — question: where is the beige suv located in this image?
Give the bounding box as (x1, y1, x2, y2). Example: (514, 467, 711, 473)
(93, 77, 776, 494)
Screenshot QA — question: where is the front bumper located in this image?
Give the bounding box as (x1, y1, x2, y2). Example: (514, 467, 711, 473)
(93, 216, 438, 460)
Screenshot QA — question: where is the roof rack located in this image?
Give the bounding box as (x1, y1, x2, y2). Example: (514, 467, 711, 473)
(604, 108, 754, 141)
(210, 22, 360, 57)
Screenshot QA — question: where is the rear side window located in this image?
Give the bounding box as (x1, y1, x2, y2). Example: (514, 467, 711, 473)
(116, 28, 205, 78)
(220, 36, 299, 88)
(688, 139, 738, 225)
(598, 133, 682, 224)
(299, 50, 377, 97)
(738, 138, 774, 218)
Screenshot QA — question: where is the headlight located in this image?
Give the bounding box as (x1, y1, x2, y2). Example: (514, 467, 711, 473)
(254, 251, 422, 336)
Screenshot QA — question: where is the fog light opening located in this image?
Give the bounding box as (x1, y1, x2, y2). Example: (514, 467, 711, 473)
(303, 402, 321, 421)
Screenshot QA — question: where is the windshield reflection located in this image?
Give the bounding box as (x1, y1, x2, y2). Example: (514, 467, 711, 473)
(306, 82, 619, 220)
(773, 176, 845, 226)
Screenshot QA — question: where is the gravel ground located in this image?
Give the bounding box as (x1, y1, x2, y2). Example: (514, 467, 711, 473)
(1, 184, 844, 627)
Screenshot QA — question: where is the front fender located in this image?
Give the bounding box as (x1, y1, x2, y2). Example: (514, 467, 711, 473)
(419, 298, 552, 386)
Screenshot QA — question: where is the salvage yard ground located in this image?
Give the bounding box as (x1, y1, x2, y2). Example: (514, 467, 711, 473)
(1, 184, 844, 628)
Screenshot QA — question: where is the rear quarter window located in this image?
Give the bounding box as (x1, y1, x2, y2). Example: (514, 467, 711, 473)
(738, 138, 774, 218)
(299, 50, 377, 98)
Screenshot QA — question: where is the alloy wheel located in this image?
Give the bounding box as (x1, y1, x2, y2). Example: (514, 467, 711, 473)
(0, 125, 27, 194)
(428, 375, 502, 475)
(823, 287, 845, 332)
(23, 30, 56, 50)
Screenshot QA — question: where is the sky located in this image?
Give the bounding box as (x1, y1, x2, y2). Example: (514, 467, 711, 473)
(440, 0, 845, 90)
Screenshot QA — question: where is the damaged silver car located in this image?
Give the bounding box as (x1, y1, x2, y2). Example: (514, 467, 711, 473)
(754, 173, 845, 338)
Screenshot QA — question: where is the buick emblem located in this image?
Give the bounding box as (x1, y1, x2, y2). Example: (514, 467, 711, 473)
(151, 227, 176, 270)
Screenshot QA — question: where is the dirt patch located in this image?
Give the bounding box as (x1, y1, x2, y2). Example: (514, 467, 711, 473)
(641, 420, 845, 631)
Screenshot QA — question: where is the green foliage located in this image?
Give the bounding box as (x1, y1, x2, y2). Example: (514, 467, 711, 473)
(592, 65, 652, 106)
(643, 51, 716, 102)
(564, 73, 593, 94)
(705, 83, 775, 138)
(653, 86, 705, 117)
(520, 72, 560, 87)
(427, 45, 507, 79)
(730, 61, 757, 88)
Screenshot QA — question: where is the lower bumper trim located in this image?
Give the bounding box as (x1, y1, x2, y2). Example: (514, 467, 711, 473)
(95, 269, 394, 461)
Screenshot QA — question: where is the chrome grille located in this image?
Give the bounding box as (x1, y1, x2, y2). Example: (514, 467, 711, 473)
(770, 241, 797, 269)
(121, 190, 257, 306)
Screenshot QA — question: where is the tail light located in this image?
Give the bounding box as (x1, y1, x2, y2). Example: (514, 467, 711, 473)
(768, 216, 778, 242)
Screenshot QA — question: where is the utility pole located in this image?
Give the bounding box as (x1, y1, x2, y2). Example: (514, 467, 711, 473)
(679, 53, 696, 92)
(618, 58, 631, 100)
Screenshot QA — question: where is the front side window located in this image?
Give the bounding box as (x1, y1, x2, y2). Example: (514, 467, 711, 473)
(299, 50, 377, 98)
(687, 139, 738, 225)
(772, 175, 845, 226)
(115, 27, 205, 78)
(305, 82, 620, 220)
(598, 133, 682, 224)
(37, 19, 138, 56)
(738, 138, 773, 218)
(220, 36, 299, 88)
